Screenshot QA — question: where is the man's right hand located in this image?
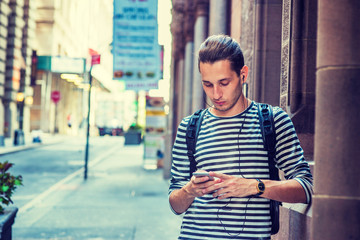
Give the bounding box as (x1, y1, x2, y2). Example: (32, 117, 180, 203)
(169, 171, 221, 214)
(183, 171, 222, 198)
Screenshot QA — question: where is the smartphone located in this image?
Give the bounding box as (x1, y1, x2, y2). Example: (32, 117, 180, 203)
(193, 172, 214, 180)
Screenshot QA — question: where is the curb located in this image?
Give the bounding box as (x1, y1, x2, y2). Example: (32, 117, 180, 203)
(0, 139, 67, 156)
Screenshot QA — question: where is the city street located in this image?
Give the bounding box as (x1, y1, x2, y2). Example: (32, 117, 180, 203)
(1, 136, 182, 239)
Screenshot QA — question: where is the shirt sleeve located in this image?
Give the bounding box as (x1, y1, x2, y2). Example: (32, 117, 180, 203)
(272, 107, 314, 204)
(168, 117, 192, 214)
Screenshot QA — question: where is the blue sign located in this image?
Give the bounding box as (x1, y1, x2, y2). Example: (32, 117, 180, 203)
(113, 0, 160, 86)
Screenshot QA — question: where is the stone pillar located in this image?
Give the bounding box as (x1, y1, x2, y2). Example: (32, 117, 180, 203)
(171, 0, 185, 125)
(182, 0, 195, 117)
(208, 0, 229, 35)
(176, 58, 185, 124)
(239, 1, 255, 99)
(191, 0, 209, 113)
(0, 0, 11, 145)
(280, 0, 317, 157)
(4, 0, 25, 138)
(312, 1, 360, 239)
(183, 43, 194, 116)
(289, 0, 317, 159)
(230, 0, 242, 41)
(164, 55, 176, 180)
(205, 0, 229, 107)
(253, 0, 282, 106)
(272, 1, 318, 239)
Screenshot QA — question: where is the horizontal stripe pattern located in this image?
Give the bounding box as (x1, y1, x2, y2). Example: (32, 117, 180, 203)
(169, 102, 313, 239)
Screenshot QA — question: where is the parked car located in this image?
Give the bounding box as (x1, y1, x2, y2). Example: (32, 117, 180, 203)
(98, 126, 124, 136)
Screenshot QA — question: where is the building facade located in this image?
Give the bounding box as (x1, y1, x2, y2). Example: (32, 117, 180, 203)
(0, 0, 117, 143)
(166, 0, 360, 239)
(0, 0, 35, 143)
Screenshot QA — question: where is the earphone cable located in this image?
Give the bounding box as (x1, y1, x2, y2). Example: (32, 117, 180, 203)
(217, 103, 253, 237)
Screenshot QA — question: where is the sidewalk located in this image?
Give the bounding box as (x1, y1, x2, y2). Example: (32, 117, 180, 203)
(10, 138, 182, 239)
(0, 133, 69, 156)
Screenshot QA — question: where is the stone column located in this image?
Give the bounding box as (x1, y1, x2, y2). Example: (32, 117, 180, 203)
(191, 0, 209, 113)
(203, 0, 229, 107)
(0, 0, 11, 145)
(230, 0, 242, 41)
(289, 0, 317, 158)
(253, 0, 282, 106)
(171, 0, 185, 125)
(280, 0, 317, 157)
(239, 1, 255, 100)
(208, 0, 229, 35)
(166, 0, 186, 179)
(272, 1, 317, 239)
(164, 56, 176, 179)
(312, 1, 360, 239)
(176, 58, 185, 124)
(182, 0, 195, 117)
(183, 43, 194, 116)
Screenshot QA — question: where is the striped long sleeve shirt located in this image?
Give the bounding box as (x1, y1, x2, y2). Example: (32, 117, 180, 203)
(169, 101, 313, 240)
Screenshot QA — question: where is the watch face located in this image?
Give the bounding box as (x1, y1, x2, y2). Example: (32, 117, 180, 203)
(258, 182, 265, 192)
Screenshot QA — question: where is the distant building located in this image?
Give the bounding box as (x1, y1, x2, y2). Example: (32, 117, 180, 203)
(0, 0, 119, 141)
(0, 0, 35, 143)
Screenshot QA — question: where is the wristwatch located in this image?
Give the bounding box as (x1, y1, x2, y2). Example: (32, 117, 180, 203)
(255, 178, 265, 196)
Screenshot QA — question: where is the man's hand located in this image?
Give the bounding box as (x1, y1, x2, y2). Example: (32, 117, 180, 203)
(169, 171, 222, 214)
(203, 172, 257, 199)
(203, 172, 308, 203)
(183, 171, 222, 198)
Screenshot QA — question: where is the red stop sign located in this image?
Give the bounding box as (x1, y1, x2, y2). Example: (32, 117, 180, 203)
(91, 54, 101, 65)
(51, 90, 61, 104)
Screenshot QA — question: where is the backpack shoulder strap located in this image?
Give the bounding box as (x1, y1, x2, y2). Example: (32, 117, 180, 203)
(186, 109, 206, 178)
(258, 103, 279, 181)
(258, 103, 282, 235)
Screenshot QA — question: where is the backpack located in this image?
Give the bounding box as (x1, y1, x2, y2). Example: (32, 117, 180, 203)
(185, 103, 281, 235)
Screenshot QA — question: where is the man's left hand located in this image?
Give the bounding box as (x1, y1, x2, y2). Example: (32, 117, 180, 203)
(204, 172, 257, 199)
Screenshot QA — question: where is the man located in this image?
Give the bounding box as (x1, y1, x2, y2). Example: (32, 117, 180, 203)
(168, 35, 313, 239)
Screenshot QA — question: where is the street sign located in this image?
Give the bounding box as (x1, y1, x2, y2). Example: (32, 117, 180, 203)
(91, 54, 101, 66)
(51, 90, 61, 104)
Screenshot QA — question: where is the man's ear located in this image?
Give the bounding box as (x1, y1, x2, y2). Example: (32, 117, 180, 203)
(241, 65, 249, 84)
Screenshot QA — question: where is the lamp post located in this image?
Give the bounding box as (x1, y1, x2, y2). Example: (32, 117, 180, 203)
(84, 68, 92, 180)
(84, 54, 100, 180)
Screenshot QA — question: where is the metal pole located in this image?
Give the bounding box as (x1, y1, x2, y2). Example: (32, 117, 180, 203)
(84, 67, 92, 180)
(54, 103, 58, 133)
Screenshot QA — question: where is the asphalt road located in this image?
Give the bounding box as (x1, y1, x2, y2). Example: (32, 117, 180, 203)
(1, 136, 182, 240)
(7, 136, 117, 210)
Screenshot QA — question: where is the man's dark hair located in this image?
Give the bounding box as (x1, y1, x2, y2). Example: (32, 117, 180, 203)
(198, 35, 245, 76)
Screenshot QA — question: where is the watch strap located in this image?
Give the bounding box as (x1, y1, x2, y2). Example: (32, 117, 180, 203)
(255, 178, 265, 196)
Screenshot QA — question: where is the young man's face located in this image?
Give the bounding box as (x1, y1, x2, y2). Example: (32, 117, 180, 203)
(199, 60, 247, 117)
